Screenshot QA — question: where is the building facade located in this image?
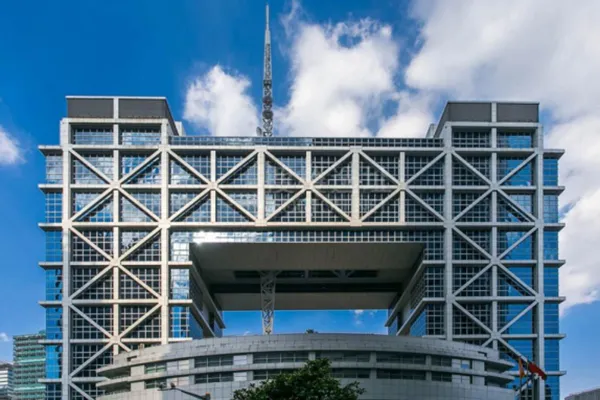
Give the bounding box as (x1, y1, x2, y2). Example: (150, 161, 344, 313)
(96, 334, 515, 400)
(0, 362, 14, 400)
(566, 387, 600, 400)
(13, 331, 46, 400)
(39, 97, 565, 400)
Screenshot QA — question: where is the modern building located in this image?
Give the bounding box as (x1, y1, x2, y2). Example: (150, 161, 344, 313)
(97, 334, 515, 400)
(566, 387, 600, 400)
(0, 362, 14, 400)
(38, 96, 565, 400)
(13, 331, 46, 400)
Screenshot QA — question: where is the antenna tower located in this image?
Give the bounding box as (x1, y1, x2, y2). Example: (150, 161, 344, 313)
(257, 2, 273, 137)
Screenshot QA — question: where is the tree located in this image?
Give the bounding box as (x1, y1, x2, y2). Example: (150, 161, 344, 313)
(305, 329, 318, 334)
(232, 358, 365, 400)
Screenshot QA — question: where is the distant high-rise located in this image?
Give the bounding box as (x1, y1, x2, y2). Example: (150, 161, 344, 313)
(0, 362, 13, 400)
(13, 332, 46, 400)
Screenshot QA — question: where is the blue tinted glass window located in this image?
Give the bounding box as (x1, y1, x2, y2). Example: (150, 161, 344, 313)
(45, 192, 63, 223)
(544, 231, 559, 260)
(46, 308, 62, 340)
(507, 339, 534, 368)
(544, 267, 559, 296)
(545, 340, 559, 371)
(544, 303, 559, 334)
(543, 158, 559, 186)
(545, 376, 560, 400)
(498, 158, 533, 186)
(45, 345, 62, 379)
(170, 269, 189, 299)
(502, 305, 533, 334)
(544, 195, 559, 223)
(497, 131, 533, 148)
(499, 231, 534, 260)
(46, 231, 63, 262)
(46, 269, 63, 301)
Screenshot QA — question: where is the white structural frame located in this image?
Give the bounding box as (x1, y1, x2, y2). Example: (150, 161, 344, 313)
(38, 97, 566, 400)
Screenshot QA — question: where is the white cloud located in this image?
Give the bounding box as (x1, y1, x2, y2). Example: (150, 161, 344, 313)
(352, 310, 364, 316)
(0, 333, 10, 342)
(406, 0, 600, 312)
(183, 66, 259, 137)
(182, 0, 600, 312)
(184, 6, 432, 139)
(278, 19, 400, 137)
(0, 126, 23, 165)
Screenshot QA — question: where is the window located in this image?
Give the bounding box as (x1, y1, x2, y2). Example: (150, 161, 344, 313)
(195, 372, 233, 384)
(431, 356, 452, 367)
(452, 129, 490, 148)
(544, 267, 559, 297)
(46, 231, 62, 262)
(543, 158, 559, 186)
(120, 125, 161, 145)
(254, 352, 309, 364)
(46, 155, 63, 183)
(431, 372, 452, 382)
(544, 303, 559, 334)
(145, 363, 167, 374)
(543, 195, 558, 223)
(544, 340, 559, 371)
(331, 369, 370, 379)
(497, 157, 533, 186)
(145, 379, 166, 389)
(544, 231, 559, 260)
(72, 126, 113, 145)
(45, 269, 63, 301)
(376, 369, 426, 380)
(316, 351, 370, 362)
(252, 369, 288, 380)
(376, 353, 426, 365)
(453, 374, 472, 384)
(497, 131, 533, 148)
(195, 355, 234, 368)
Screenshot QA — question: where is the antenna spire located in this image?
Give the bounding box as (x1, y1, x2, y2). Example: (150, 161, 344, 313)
(257, 2, 274, 137)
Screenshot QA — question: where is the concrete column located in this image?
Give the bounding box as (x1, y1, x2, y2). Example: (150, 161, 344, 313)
(161, 121, 170, 345)
(443, 124, 454, 340)
(534, 124, 546, 400)
(257, 149, 265, 223)
(351, 149, 360, 223)
(60, 120, 71, 400)
(210, 151, 217, 223)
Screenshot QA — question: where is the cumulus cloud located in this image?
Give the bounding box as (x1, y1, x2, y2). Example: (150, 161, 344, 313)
(278, 19, 400, 137)
(406, 0, 600, 312)
(184, 66, 259, 137)
(0, 333, 10, 342)
(184, 5, 432, 139)
(0, 126, 23, 165)
(182, 0, 599, 312)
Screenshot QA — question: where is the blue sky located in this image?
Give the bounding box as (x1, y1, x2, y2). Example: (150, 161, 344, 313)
(1, 0, 600, 398)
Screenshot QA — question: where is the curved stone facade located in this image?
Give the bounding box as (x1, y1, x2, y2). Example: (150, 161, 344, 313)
(98, 334, 515, 400)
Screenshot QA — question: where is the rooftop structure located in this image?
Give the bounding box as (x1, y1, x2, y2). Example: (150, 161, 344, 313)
(0, 362, 14, 400)
(13, 331, 46, 400)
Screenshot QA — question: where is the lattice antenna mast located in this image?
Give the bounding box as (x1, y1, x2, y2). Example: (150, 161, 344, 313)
(257, 2, 274, 137)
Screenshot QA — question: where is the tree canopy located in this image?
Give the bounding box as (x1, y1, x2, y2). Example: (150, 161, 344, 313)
(232, 358, 365, 400)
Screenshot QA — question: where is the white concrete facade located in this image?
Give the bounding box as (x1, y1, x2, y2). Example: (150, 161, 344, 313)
(38, 97, 565, 400)
(96, 334, 515, 400)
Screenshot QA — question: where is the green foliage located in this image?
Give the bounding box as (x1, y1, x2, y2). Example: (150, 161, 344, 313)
(232, 358, 365, 400)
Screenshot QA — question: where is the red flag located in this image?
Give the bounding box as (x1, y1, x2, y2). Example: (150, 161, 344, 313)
(527, 361, 547, 380)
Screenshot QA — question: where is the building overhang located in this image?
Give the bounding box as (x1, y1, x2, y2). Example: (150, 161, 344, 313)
(190, 242, 424, 311)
